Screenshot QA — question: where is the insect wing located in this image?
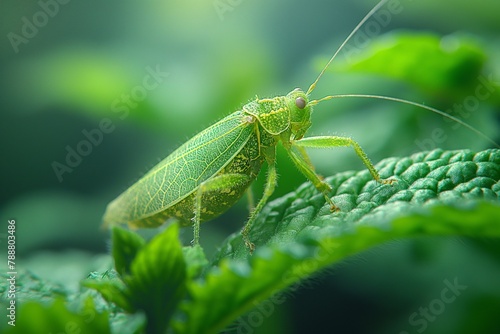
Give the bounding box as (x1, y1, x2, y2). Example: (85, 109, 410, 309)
(104, 111, 254, 226)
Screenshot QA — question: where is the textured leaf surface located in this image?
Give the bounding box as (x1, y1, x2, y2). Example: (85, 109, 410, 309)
(174, 149, 500, 334)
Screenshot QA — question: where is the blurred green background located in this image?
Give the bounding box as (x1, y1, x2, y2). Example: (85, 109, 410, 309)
(1, 0, 500, 333)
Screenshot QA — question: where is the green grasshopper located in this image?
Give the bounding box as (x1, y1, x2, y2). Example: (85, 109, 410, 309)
(103, 0, 495, 253)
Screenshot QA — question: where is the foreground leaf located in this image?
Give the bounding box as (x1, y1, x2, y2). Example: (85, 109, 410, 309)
(124, 224, 187, 334)
(112, 227, 147, 277)
(4, 298, 109, 334)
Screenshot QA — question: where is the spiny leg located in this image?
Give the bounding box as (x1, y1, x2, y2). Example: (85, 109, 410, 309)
(286, 148, 338, 211)
(192, 173, 251, 245)
(296, 145, 316, 171)
(242, 162, 278, 253)
(246, 187, 255, 212)
(294, 136, 396, 185)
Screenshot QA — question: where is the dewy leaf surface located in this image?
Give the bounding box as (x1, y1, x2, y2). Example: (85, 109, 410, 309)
(174, 149, 500, 334)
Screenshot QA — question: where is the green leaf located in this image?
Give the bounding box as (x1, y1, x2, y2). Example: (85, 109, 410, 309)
(333, 32, 487, 97)
(82, 276, 132, 313)
(112, 227, 146, 276)
(4, 298, 109, 334)
(0, 271, 67, 305)
(182, 245, 209, 279)
(174, 149, 500, 334)
(124, 223, 187, 334)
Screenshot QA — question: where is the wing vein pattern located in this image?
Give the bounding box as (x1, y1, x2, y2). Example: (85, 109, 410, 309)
(104, 111, 253, 225)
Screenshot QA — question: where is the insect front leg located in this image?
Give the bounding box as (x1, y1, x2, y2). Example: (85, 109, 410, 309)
(294, 135, 396, 185)
(192, 173, 251, 245)
(286, 147, 338, 211)
(295, 145, 316, 172)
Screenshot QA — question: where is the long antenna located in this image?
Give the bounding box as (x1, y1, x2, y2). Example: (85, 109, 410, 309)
(306, 0, 389, 95)
(309, 93, 500, 148)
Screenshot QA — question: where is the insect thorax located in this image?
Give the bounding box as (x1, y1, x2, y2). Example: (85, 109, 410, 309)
(244, 96, 291, 136)
(244, 89, 313, 141)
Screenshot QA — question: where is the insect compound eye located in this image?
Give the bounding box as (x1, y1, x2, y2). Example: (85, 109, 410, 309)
(295, 97, 306, 109)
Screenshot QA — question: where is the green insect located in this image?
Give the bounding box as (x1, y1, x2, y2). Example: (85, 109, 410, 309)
(103, 0, 494, 252)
